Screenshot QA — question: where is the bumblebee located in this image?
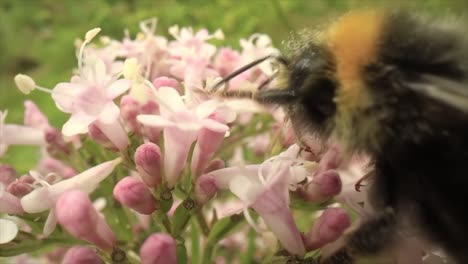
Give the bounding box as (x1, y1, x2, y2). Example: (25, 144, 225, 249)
(213, 10, 468, 264)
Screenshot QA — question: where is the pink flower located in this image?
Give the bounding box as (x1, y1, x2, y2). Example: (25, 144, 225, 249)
(61, 246, 103, 264)
(138, 87, 229, 188)
(214, 48, 241, 77)
(168, 26, 222, 80)
(113, 176, 158, 214)
(304, 208, 351, 251)
(140, 233, 177, 264)
(191, 114, 226, 177)
(20, 157, 122, 213)
(0, 110, 46, 157)
(134, 143, 162, 188)
(152, 76, 181, 94)
(52, 59, 131, 143)
(56, 190, 116, 250)
(210, 145, 308, 256)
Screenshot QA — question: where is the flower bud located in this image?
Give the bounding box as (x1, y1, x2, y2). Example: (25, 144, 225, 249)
(45, 127, 71, 156)
(316, 146, 341, 174)
(56, 190, 116, 250)
(120, 95, 142, 135)
(194, 174, 218, 204)
(304, 208, 351, 250)
(140, 233, 177, 264)
(113, 177, 158, 215)
(300, 170, 342, 202)
(24, 100, 51, 130)
(140, 101, 161, 143)
(152, 76, 181, 94)
(0, 165, 17, 186)
(204, 158, 225, 173)
(62, 246, 103, 264)
(7, 180, 33, 198)
(135, 143, 162, 187)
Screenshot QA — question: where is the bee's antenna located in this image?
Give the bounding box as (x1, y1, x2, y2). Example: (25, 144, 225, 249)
(211, 54, 284, 92)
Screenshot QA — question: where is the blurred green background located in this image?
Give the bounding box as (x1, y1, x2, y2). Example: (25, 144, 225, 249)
(1, 0, 467, 171)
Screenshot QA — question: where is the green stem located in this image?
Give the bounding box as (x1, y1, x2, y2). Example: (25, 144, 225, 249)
(196, 210, 210, 236)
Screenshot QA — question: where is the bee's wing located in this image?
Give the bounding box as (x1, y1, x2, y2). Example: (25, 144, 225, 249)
(406, 74, 468, 113)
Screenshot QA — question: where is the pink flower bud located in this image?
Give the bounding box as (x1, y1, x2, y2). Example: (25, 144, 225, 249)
(120, 95, 142, 135)
(135, 143, 162, 187)
(56, 190, 116, 250)
(316, 146, 341, 174)
(305, 208, 351, 250)
(247, 134, 270, 156)
(113, 177, 158, 215)
(24, 100, 50, 130)
(140, 101, 161, 143)
(62, 246, 103, 264)
(7, 180, 33, 198)
(194, 174, 218, 204)
(152, 76, 181, 94)
(39, 157, 76, 179)
(45, 127, 71, 155)
(45, 247, 67, 263)
(0, 165, 17, 186)
(204, 159, 225, 173)
(191, 115, 226, 177)
(140, 233, 177, 264)
(301, 170, 342, 202)
(88, 123, 118, 151)
(0, 189, 24, 214)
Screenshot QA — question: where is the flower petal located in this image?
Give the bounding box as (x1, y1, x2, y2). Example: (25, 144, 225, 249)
(138, 115, 174, 128)
(43, 208, 58, 237)
(0, 219, 18, 244)
(62, 112, 96, 136)
(200, 118, 229, 132)
(98, 102, 120, 124)
(107, 79, 132, 99)
(157, 87, 186, 114)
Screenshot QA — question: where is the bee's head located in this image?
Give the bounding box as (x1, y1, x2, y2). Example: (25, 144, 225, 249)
(280, 47, 337, 135)
(212, 47, 338, 137)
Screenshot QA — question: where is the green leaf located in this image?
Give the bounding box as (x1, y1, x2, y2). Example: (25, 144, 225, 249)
(206, 213, 243, 244)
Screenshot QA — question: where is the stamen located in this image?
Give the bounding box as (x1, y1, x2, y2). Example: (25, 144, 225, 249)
(78, 28, 102, 73)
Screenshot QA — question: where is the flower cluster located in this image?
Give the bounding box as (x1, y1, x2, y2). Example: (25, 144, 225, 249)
(1, 19, 450, 264)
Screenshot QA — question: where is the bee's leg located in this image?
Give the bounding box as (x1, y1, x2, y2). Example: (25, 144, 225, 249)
(320, 208, 397, 264)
